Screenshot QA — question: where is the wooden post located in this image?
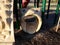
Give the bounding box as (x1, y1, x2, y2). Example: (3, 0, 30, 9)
(14, 0, 20, 30)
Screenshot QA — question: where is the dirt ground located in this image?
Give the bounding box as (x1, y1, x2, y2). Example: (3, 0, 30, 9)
(14, 29, 60, 45)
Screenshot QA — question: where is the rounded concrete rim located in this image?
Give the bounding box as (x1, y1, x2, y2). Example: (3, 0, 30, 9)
(21, 10, 42, 34)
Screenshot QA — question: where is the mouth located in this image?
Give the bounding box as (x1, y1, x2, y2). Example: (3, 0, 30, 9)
(24, 15, 37, 22)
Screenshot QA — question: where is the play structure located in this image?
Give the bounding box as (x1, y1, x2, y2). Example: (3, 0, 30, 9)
(0, 0, 60, 45)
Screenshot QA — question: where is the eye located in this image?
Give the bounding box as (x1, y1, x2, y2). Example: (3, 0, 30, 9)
(21, 9, 26, 14)
(35, 10, 38, 12)
(22, 9, 26, 12)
